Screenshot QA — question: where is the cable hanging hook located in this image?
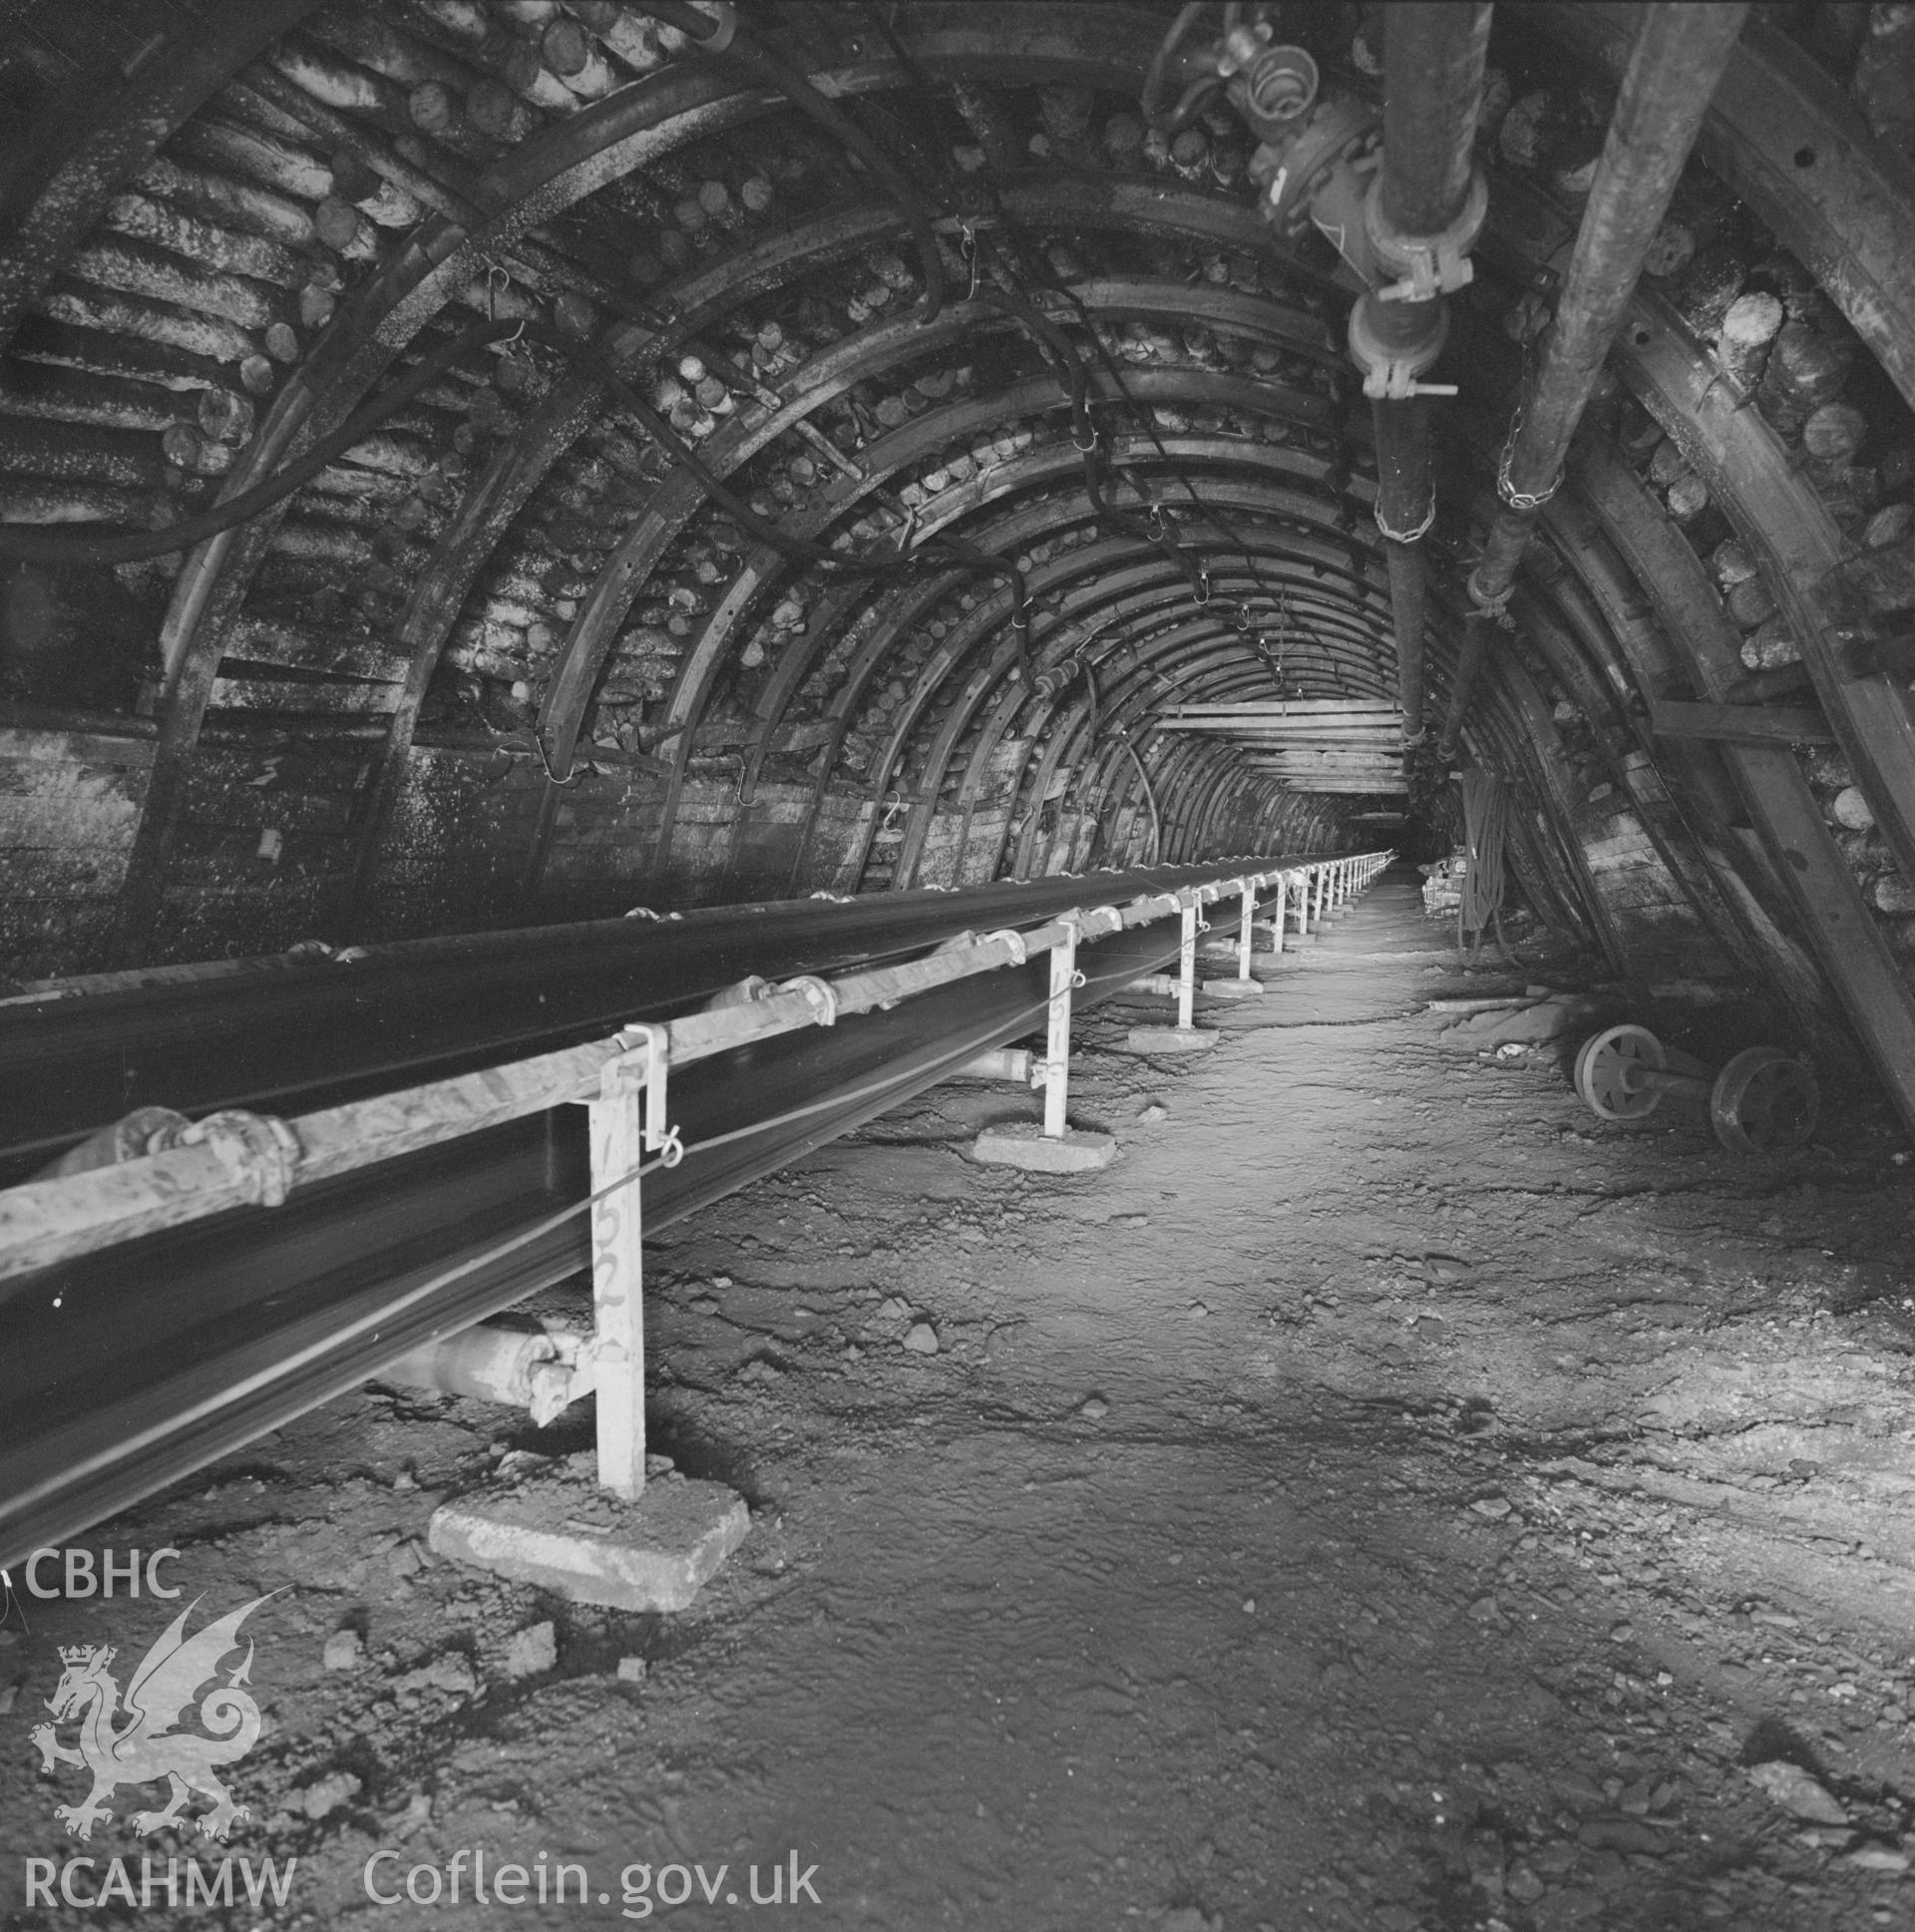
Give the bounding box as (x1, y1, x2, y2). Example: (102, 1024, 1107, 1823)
(535, 727, 585, 788)
(958, 219, 981, 304)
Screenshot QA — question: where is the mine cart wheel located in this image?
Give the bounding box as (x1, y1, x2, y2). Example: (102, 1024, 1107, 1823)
(1574, 1024, 1667, 1121)
(1710, 1047, 1820, 1157)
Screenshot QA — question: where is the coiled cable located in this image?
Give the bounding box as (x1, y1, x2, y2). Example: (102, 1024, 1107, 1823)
(1456, 767, 1512, 964)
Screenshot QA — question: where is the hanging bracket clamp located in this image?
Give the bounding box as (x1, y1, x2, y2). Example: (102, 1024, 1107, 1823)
(1464, 567, 1517, 620)
(1365, 170, 1488, 304)
(179, 1109, 301, 1208)
(1347, 298, 1458, 402)
(603, 1023, 683, 1167)
(778, 974, 840, 1027)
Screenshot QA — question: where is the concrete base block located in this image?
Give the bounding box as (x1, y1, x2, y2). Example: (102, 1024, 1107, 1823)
(1201, 976, 1265, 999)
(972, 1122, 1117, 1171)
(429, 1474, 750, 1612)
(1122, 1024, 1220, 1054)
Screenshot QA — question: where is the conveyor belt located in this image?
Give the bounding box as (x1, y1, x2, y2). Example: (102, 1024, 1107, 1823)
(0, 861, 1304, 1176)
(0, 860, 1325, 1567)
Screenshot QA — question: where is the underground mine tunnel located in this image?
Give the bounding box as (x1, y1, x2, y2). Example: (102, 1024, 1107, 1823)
(4, 0, 1915, 1925)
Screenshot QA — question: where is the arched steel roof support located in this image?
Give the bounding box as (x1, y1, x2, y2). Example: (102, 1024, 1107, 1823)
(97, 4, 1207, 960)
(574, 439, 1393, 900)
(0, 0, 323, 354)
(1571, 442, 1915, 1126)
(882, 559, 1400, 888)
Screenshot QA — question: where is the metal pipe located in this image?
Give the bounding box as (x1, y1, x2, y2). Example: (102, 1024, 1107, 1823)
(1126, 973, 1182, 996)
(1378, 3, 1496, 239)
(946, 1046, 1036, 1084)
(1042, 925, 1078, 1139)
(379, 1324, 568, 1412)
(1448, 3, 1750, 736)
(1365, 3, 1493, 741)
(1381, 530, 1429, 736)
(1437, 609, 1497, 758)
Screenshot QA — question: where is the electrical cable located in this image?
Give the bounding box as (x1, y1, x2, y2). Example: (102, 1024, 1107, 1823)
(1455, 766, 1513, 965)
(1124, 739, 1163, 864)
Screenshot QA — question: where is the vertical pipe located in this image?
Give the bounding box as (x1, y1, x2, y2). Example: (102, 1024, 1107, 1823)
(1367, 2, 1494, 742)
(586, 1072, 646, 1501)
(1177, 899, 1199, 1029)
(1238, 879, 1256, 979)
(1438, 609, 1498, 758)
(1043, 921, 1078, 1138)
(1378, 3, 1496, 237)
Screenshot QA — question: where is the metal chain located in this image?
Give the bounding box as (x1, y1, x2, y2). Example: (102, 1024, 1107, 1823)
(1373, 499, 1436, 544)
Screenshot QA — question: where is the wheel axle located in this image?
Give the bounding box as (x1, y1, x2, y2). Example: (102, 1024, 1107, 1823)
(1573, 1024, 1819, 1157)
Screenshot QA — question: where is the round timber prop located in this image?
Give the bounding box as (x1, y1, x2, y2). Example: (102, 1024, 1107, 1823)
(1574, 1024, 1668, 1121)
(1709, 1047, 1820, 1158)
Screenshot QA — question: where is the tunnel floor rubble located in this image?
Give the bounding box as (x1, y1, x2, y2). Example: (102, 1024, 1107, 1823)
(7, 873, 1915, 1932)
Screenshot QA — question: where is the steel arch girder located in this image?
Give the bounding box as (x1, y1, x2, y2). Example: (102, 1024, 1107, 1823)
(1525, 3, 1915, 412)
(106, 4, 1268, 954)
(922, 570, 1404, 876)
(541, 286, 1353, 779)
(739, 467, 1364, 812)
(878, 558, 1401, 887)
(725, 517, 1392, 892)
(889, 569, 1402, 885)
(0, 0, 326, 354)
(626, 446, 1394, 895)
(750, 460, 1392, 794)
(355, 176, 1338, 911)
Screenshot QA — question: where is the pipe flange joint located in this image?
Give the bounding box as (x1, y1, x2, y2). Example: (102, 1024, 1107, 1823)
(1464, 569, 1516, 620)
(981, 927, 1030, 965)
(180, 1108, 301, 1208)
(1364, 169, 1488, 304)
(1251, 94, 1380, 240)
(1083, 904, 1126, 937)
(1347, 297, 1455, 403)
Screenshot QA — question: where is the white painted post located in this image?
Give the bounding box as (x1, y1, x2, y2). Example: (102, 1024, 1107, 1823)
(1043, 919, 1081, 1139)
(1177, 895, 1199, 1029)
(1237, 878, 1255, 980)
(587, 1066, 647, 1502)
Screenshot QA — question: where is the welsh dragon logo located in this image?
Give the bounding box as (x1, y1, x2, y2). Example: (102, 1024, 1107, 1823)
(31, 1594, 273, 1842)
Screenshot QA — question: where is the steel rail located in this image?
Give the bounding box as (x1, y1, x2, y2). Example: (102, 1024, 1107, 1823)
(0, 853, 1389, 1568)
